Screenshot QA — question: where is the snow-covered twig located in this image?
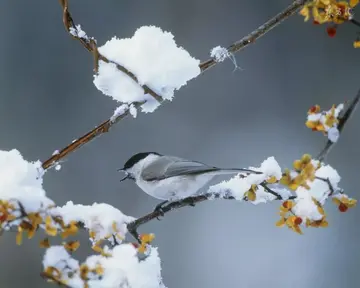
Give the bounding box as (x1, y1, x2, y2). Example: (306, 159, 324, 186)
(43, 0, 310, 170)
(316, 88, 360, 161)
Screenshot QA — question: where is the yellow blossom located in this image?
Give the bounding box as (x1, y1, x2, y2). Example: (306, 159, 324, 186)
(95, 264, 104, 275)
(61, 221, 78, 238)
(40, 238, 51, 248)
(286, 216, 303, 234)
(300, 6, 310, 21)
(332, 196, 357, 212)
(245, 185, 257, 201)
(63, 240, 80, 252)
(266, 176, 278, 184)
(44, 266, 62, 281)
(16, 226, 23, 245)
(353, 40, 360, 48)
(80, 264, 89, 280)
(45, 216, 58, 236)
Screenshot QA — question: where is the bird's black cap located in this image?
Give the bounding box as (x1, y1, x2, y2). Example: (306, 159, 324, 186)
(122, 152, 161, 170)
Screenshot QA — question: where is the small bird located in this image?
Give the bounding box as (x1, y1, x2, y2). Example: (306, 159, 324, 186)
(118, 152, 260, 214)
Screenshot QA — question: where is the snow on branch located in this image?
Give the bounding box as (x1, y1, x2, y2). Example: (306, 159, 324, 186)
(93, 26, 201, 113)
(42, 244, 164, 288)
(127, 94, 360, 238)
(2, 0, 360, 287)
(0, 149, 164, 287)
(43, 0, 310, 170)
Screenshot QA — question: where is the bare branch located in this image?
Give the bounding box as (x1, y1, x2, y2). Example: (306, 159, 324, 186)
(200, 0, 310, 72)
(42, 0, 310, 170)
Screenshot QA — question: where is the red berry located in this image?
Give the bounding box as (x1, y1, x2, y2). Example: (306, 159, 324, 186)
(313, 20, 320, 25)
(0, 213, 6, 223)
(309, 106, 317, 113)
(338, 4, 346, 16)
(131, 242, 139, 248)
(338, 203, 348, 212)
(294, 217, 303, 225)
(327, 27, 337, 38)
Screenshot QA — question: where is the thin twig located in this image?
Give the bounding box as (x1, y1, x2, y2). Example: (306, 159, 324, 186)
(316, 88, 360, 161)
(200, 0, 310, 72)
(42, 0, 309, 170)
(350, 18, 360, 27)
(127, 193, 234, 242)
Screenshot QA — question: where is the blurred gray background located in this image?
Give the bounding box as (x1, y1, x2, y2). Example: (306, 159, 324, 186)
(0, 0, 359, 287)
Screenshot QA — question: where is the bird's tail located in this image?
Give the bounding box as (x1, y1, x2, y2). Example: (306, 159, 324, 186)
(209, 167, 262, 175)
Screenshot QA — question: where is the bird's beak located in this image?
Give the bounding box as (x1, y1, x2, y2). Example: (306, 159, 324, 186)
(119, 175, 130, 182)
(118, 168, 130, 182)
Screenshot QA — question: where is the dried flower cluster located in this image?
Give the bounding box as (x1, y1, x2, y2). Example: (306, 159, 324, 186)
(299, 0, 360, 46)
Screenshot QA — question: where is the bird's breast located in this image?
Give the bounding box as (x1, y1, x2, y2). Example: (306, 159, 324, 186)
(136, 174, 214, 200)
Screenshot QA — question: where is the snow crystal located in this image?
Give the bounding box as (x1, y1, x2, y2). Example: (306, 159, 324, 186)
(93, 26, 200, 113)
(110, 104, 129, 123)
(129, 103, 138, 118)
(51, 201, 135, 242)
(327, 127, 340, 143)
(0, 149, 53, 214)
(210, 46, 230, 62)
(69, 24, 89, 40)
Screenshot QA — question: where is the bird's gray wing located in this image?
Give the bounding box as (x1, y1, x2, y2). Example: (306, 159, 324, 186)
(141, 156, 219, 181)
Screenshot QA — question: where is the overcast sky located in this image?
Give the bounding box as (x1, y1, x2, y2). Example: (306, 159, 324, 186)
(0, 0, 360, 287)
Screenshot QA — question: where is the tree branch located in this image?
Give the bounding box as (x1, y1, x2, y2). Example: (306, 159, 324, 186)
(127, 188, 297, 242)
(42, 0, 309, 170)
(126, 87, 360, 241)
(316, 88, 360, 162)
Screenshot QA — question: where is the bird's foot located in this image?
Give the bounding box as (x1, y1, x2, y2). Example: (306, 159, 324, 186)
(153, 200, 168, 220)
(188, 197, 196, 207)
